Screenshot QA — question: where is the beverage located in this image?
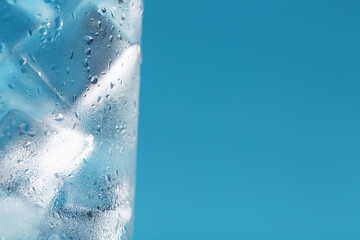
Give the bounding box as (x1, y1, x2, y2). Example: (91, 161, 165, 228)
(0, 0, 143, 239)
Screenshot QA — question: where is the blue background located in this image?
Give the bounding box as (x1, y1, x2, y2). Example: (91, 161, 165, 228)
(134, 0, 360, 239)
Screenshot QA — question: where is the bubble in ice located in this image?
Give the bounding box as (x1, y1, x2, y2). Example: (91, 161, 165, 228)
(83, 35, 94, 45)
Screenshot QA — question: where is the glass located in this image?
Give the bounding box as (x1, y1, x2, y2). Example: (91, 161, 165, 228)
(0, 0, 143, 239)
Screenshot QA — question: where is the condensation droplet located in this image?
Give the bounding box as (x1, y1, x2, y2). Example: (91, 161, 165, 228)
(19, 58, 26, 66)
(83, 35, 94, 45)
(84, 48, 91, 55)
(55, 16, 63, 30)
(90, 75, 98, 84)
(23, 141, 31, 148)
(83, 58, 89, 67)
(39, 27, 48, 35)
(27, 130, 36, 137)
(95, 20, 101, 29)
(54, 113, 64, 122)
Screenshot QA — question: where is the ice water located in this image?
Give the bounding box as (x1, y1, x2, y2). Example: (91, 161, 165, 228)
(0, 0, 143, 239)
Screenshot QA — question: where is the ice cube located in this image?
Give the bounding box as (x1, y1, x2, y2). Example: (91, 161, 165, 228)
(0, 191, 45, 240)
(0, 110, 94, 207)
(54, 45, 140, 210)
(0, 0, 54, 44)
(13, 1, 130, 105)
(37, 177, 133, 240)
(0, 58, 67, 122)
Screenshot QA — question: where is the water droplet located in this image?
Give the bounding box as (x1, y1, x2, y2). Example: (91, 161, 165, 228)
(27, 30, 32, 37)
(96, 125, 101, 132)
(8, 83, 15, 89)
(87, 211, 93, 218)
(110, 82, 115, 89)
(97, 5, 106, 15)
(18, 123, 27, 133)
(106, 173, 111, 182)
(23, 141, 31, 148)
(19, 58, 26, 66)
(97, 96, 102, 103)
(111, 7, 116, 19)
(84, 48, 91, 55)
(54, 113, 64, 122)
(21, 67, 26, 74)
(90, 75, 98, 84)
(27, 130, 36, 137)
(95, 20, 101, 29)
(83, 35, 93, 45)
(55, 16, 63, 30)
(39, 27, 48, 35)
(83, 58, 89, 67)
(42, 21, 51, 28)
